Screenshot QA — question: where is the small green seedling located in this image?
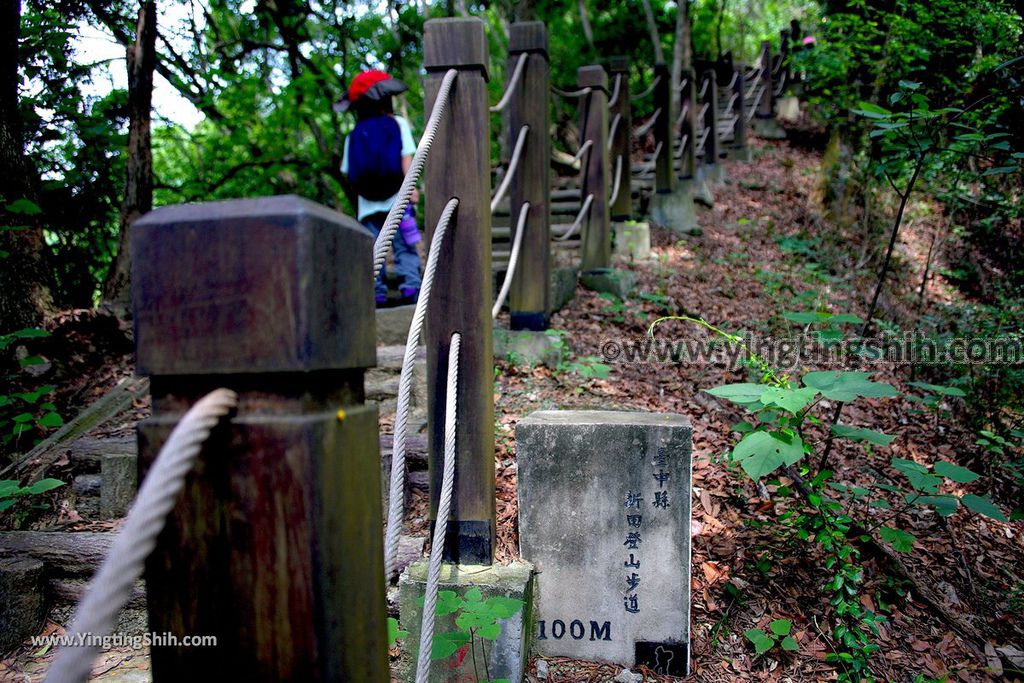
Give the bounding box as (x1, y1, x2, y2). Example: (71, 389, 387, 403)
(744, 618, 798, 654)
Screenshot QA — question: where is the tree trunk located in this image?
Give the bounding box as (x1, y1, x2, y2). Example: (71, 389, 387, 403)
(102, 1, 157, 318)
(0, 0, 51, 330)
(670, 0, 693, 126)
(641, 0, 664, 63)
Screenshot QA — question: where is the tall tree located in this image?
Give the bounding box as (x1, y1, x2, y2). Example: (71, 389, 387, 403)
(670, 0, 693, 121)
(0, 0, 51, 329)
(103, 0, 157, 316)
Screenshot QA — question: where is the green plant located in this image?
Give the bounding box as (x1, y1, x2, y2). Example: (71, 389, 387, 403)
(1, 328, 63, 452)
(744, 618, 799, 655)
(0, 478, 65, 526)
(418, 587, 524, 683)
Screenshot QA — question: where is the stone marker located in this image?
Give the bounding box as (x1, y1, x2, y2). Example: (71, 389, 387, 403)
(517, 411, 693, 677)
(100, 450, 137, 518)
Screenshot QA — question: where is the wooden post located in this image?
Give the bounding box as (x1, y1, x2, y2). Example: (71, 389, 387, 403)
(578, 64, 610, 271)
(732, 64, 749, 157)
(678, 66, 698, 180)
(653, 62, 674, 195)
(779, 29, 791, 87)
(702, 69, 720, 171)
(608, 56, 632, 221)
(423, 17, 495, 565)
(508, 21, 550, 332)
(757, 41, 775, 118)
(133, 195, 388, 681)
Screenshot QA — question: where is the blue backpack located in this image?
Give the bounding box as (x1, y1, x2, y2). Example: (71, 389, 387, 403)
(347, 114, 405, 201)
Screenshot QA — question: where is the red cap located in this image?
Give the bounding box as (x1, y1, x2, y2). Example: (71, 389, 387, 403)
(334, 70, 408, 112)
(348, 70, 392, 103)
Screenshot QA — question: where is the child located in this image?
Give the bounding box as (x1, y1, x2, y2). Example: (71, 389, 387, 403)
(336, 70, 422, 306)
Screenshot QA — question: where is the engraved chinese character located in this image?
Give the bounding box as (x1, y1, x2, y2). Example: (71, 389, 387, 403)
(653, 470, 670, 488)
(626, 572, 641, 592)
(624, 490, 643, 509)
(624, 553, 640, 569)
(623, 531, 642, 549)
(654, 491, 670, 509)
(626, 514, 642, 528)
(624, 593, 640, 613)
(654, 447, 668, 468)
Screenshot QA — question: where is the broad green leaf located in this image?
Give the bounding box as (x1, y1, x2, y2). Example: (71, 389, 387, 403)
(12, 413, 33, 423)
(434, 590, 464, 615)
(783, 311, 829, 324)
(907, 382, 965, 397)
(19, 355, 47, 367)
(5, 198, 42, 215)
(960, 494, 1008, 522)
(477, 623, 502, 640)
(24, 478, 64, 494)
(485, 597, 525, 619)
(760, 386, 819, 414)
(770, 619, 792, 636)
(387, 617, 409, 648)
(731, 421, 754, 434)
(0, 499, 16, 512)
(933, 461, 980, 484)
(831, 424, 896, 446)
(744, 629, 775, 654)
(878, 526, 916, 553)
(853, 101, 892, 119)
(802, 371, 898, 402)
(0, 480, 21, 497)
(892, 459, 940, 493)
(732, 431, 804, 479)
(781, 636, 799, 652)
(464, 587, 482, 603)
(39, 412, 63, 428)
(911, 494, 959, 516)
(431, 631, 470, 659)
(706, 383, 771, 406)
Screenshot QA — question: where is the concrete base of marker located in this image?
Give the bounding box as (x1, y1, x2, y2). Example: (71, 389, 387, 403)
(731, 146, 753, 162)
(613, 221, 651, 261)
(650, 186, 698, 235)
(752, 116, 787, 140)
(776, 95, 800, 123)
(705, 162, 726, 185)
(495, 329, 564, 368)
(550, 267, 578, 313)
(398, 560, 535, 683)
(580, 268, 635, 299)
(692, 170, 715, 208)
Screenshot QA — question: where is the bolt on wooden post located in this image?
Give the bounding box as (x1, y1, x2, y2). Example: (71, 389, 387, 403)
(702, 69, 720, 172)
(508, 21, 551, 332)
(578, 64, 610, 271)
(678, 66, 698, 180)
(423, 17, 496, 565)
(652, 63, 675, 196)
(757, 41, 775, 119)
(608, 56, 632, 221)
(132, 195, 388, 681)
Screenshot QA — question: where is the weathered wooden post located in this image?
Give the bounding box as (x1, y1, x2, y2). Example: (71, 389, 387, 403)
(508, 21, 551, 332)
(652, 62, 674, 198)
(702, 69, 721, 182)
(678, 66, 699, 181)
(732, 64, 751, 161)
(133, 195, 388, 681)
(757, 41, 774, 119)
(423, 17, 495, 564)
(608, 56, 632, 222)
(578, 64, 610, 272)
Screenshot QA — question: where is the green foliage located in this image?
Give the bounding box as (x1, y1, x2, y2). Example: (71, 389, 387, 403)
(1, 328, 62, 452)
(0, 478, 65, 526)
(744, 618, 799, 655)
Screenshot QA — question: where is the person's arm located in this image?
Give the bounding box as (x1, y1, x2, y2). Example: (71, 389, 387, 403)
(397, 117, 419, 202)
(402, 155, 418, 202)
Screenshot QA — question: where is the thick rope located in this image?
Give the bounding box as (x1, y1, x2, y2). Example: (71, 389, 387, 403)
(607, 73, 622, 108)
(631, 74, 660, 100)
(489, 53, 528, 113)
(492, 202, 530, 319)
(633, 140, 663, 175)
(698, 102, 710, 123)
(384, 198, 458, 581)
(721, 93, 738, 113)
(552, 85, 592, 98)
(676, 100, 690, 126)
(725, 71, 739, 90)
(673, 76, 689, 93)
(608, 155, 624, 206)
(633, 108, 661, 137)
(774, 70, 787, 96)
(490, 125, 530, 213)
(373, 69, 458, 281)
(607, 113, 622, 151)
(674, 133, 689, 158)
(571, 139, 594, 165)
(413, 332, 461, 683)
(555, 193, 594, 241)
(45, 389, 238, 683)
(746, 89, 764, 122)
(698, 78, 709, 98)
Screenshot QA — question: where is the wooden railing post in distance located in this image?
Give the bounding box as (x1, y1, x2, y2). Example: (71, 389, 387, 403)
(508, 21, 550, 332)
(702, 69, 721, 180)
(779, 29, 791, 87)
(732, 64, 751, 161)
(757, 41, 775, 119)
(653, 62, 675, 197)
(578, 64, 610, 271)
(679, 66, 698, 181)
(133, 195, 388, 681)
(608, 56, 632, 221)
(423, 17, 495, 565)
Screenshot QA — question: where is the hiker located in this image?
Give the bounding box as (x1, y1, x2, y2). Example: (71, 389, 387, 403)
(336, 70, 422, 307)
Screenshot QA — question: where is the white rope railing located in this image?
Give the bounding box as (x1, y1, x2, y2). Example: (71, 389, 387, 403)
(696, 127, 709, 153)
(414, 332, 461, 683)
(673, 76, 689, 93)
(608, 155, 623, 206)
(45, 389, 238, 683)
(633, 108, 661, 137)
(698, 78, 709, 98)
(721, 93, 738, 113)
(490, 125, 529, 213)
(774, 70, 787, 97)
(571, 139, 594, 165)
(631, 74, 660, 100)
(373, 69, 458, 280)
(490, 53, 528, 113)
(492, 203, 530, 319)
(746, 88, 764, 121)
(552, 85, 592, 98)
(555, 193, 594, 241)
(633, 140, 663, 175)
(384, 198, 458, 580)
(676, 100, 690, 126)
(698, 102, 709, 123)
(608, 113, 622, 151)
(674, 133, 689, 158)
(608, 73, 623, 108)
(725, 71, 738, 90)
